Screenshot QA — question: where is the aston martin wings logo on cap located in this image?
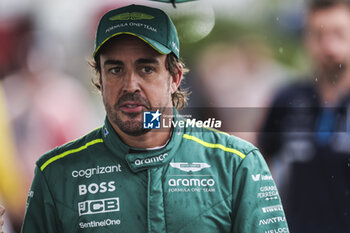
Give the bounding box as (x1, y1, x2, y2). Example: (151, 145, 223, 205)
(170, 162, 211, 172)
(109, 12, 154, 21)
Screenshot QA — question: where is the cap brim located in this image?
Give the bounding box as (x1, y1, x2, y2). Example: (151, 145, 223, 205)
(93, 32, 171, 58)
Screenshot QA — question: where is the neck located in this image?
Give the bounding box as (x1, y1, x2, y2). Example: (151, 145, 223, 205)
(112, 108, 174, 148)
(116, 127, 172, 148)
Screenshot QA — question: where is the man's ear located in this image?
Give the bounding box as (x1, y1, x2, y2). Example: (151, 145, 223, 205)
(170, 63, 183, 94)
(99, 74, 103, 92)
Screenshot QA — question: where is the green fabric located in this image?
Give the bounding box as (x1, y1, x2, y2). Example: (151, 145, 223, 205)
(93, 4, 180, 58)
(21, 116, 289, 233)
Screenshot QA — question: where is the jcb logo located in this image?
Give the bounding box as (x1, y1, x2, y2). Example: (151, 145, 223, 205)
(78, 197, 120, 216)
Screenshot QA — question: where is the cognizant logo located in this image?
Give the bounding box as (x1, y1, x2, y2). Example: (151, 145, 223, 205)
(134, 153, 168, 166)
(168, 178, 215, 187)
(72, 165, 122, 178)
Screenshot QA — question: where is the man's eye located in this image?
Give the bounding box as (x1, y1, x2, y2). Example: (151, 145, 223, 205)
(110, 67, 122, 74)
(142, 66, 154, 73)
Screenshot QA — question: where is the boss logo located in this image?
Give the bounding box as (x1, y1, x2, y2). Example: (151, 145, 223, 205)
(78, 181, 116, 196)
(78, 197, 120, 216)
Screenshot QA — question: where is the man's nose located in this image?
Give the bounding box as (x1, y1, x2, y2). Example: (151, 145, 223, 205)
(122, 71, 140, 93)
(321, 34, 340, 56)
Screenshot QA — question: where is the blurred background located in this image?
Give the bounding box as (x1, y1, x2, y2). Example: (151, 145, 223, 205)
(0, 0, 339, 232)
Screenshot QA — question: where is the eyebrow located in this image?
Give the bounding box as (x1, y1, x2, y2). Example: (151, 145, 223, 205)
(103, 60, 123, 67)
(135, 58, 160, 65)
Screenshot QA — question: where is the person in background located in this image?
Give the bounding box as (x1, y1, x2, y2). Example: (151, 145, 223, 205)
(0, 82, 23, 233)
(0, 15, 32, 232)
(1, 14, 99, 233)
(190, 37, 286, 144)
(259, 0, 350, 232)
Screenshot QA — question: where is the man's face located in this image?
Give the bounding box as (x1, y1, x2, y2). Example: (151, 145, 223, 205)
(99, 35, 179, 136)
(306, 4, 350, 81)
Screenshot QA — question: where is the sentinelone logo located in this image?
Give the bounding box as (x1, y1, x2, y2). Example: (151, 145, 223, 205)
(143, 110, 222, 129)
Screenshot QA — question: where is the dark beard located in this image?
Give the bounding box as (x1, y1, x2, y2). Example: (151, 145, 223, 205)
(105, 92, 168, 136)
(104, 77, 172, 136)
(321, 62, 346, 84)
(112, 112, 150, 136)
(105, 92, 150, 136)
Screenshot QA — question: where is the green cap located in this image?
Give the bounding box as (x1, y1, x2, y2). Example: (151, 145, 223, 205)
(93, 4, 180, 59)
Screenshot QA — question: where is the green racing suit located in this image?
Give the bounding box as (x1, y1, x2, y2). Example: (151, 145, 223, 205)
(21, 116, 289, 233)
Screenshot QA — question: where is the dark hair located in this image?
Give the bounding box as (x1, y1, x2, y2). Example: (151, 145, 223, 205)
(308, 0, 350, 11)
(89, 53, 190, 110)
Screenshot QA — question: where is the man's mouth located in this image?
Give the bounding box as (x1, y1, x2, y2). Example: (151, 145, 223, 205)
(119, 102, 144, 113)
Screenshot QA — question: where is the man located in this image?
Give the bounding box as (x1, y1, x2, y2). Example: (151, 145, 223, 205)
(259, 0, 350, 232)
(21, 4, 289, 233)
